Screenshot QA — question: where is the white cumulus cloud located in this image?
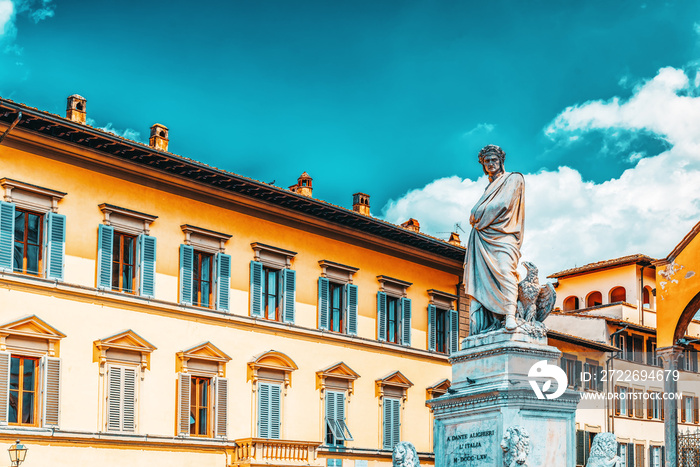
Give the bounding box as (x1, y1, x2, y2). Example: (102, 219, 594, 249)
(1, 0, 54, 51)
(382, 65, 700, 277)
(87, 118, 142, 142)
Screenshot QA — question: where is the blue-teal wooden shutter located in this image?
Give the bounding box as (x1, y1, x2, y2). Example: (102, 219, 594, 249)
(428, 305, 437, 351)
(270, 384, 281, 439)
(281, 268, 296, 323)
(383, 397, 400, 449)
(449, 309, 459, 354)
(250, 261, 263, 317)
(179, 245, 193, 305)
(45, 212, 66, 280)
(258, 382, 270, 437)
(400, 297, 411, 346)
(97, 225, 114, 289)
(0, 201, 15, 272)
(377, 292, 387, 341)
(139, 234, 157, 298)
(216, 253, 231, 312)
(0, 351, 10, 424)
(325, 390, 337, 442)
(318, 277, 330, 330)
(346, 284, 358, 335)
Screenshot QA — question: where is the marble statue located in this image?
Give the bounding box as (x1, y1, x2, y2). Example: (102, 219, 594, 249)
(501, 425, 530, 467)
(586, 433, 622, 467)
(392, 441, 419, 467)
(464, 144, 525, 334)
(516, 261, 556, 337)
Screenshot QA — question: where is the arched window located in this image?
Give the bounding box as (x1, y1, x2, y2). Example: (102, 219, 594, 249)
(563, 296, 579, 311)
(610, 287, 626, 303)
(586, 291, 603, 308)
(643, 286, 653, 309)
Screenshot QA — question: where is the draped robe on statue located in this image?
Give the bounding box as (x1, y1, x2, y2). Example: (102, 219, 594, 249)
(463, 172, 525, 335)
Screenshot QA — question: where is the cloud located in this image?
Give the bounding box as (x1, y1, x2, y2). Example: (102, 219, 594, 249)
(87, 118, 143, 142)
(1, 0, 55, 50)
(382, 65, 700, 277)
(462, 123, 495, 138)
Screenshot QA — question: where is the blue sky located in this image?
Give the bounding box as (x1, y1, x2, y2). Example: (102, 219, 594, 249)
(2, 0, 700, 275)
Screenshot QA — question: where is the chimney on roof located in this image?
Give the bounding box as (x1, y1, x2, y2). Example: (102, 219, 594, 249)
(400, 218, 420, 232)
(66, 94, 86, 124)
(289, 172, 313, 197)
(448, 232, 461, 246)
(149, 124, 169, 152)
(352, 192, 370, 216)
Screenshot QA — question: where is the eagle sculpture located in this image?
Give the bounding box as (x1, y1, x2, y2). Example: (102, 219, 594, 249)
(517, 261, 556, 324)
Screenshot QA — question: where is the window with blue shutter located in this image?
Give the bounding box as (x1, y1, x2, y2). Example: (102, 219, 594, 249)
(139, 235, 157, 298)
(449, 309, 459, 354)
(377, 292, 387, 341)
(428, 305, 437, 351)
(216, 253, 231, 312)
(346, 284, 358, 335)
(45, 212, 66, 280)
(318, 277, 330, 330)
(383, 397, 400, 449)
(0, 202, 13, 272)
(179, 245, 194, 305)
(400, 298, 411, 346)
(258, 382, 281, 439)
(97, 224, 114, 289)
(250, 261, 264, 317)
(281, 268, 295, 323)
(325, 390, 352, 445)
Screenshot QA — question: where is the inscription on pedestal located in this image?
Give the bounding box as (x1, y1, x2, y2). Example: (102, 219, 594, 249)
(443, 419, 498, 466)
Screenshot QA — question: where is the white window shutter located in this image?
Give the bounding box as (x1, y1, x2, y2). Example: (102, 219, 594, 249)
(214, 376, 228, 438)
(0, 352, 10, 424)
(42, 356, 61, 427)
(122, 367, 137, 432)
(107, 366, 122, 431)
(177, 373, 191, 436)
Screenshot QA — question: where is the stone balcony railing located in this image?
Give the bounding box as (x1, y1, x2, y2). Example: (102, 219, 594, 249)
(231, 438, 323, 467)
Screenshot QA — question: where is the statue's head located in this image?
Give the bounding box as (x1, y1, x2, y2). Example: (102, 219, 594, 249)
(501, 426, 530, 466)
(478, 144, 506, 177)
(588, 433, 619, 460)
(392, 441, 419, 467)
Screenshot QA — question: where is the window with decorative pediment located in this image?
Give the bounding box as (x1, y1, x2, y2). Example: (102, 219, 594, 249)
(316, 362, 360, 446)
(178, 225, 232, 311)
(375, 371, 413, 450)
(0, 179, 66, 279)
(176, 342, 231, 438)
(249, 243, 297, 323)
(248, 350, 297, 439)
(426, 378, 451, 401)
(96, 204, 157, 297)
(317, 260, 359, 335)
(376, 276, 412, 346)
(94, 330, 156, 433)
(0, 315, 65, 428)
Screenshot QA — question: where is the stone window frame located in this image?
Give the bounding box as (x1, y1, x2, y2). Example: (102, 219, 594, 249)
(181, 224, 231, 254)
(425, 378, 451, 402)
(93, 330, 156, 433)
(99, 203, 157, 236)
(251, 242, 297, 270)
(1, 178, 66, 214)
(377, 275, 412, 299)
(319, 260, 359, 285)
(316, 362, 360, 446)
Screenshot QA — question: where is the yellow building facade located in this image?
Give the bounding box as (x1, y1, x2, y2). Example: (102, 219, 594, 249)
(0, 95, 468, 467)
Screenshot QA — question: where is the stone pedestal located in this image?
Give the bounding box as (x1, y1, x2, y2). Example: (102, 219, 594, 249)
(428, 329, 579, 467)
